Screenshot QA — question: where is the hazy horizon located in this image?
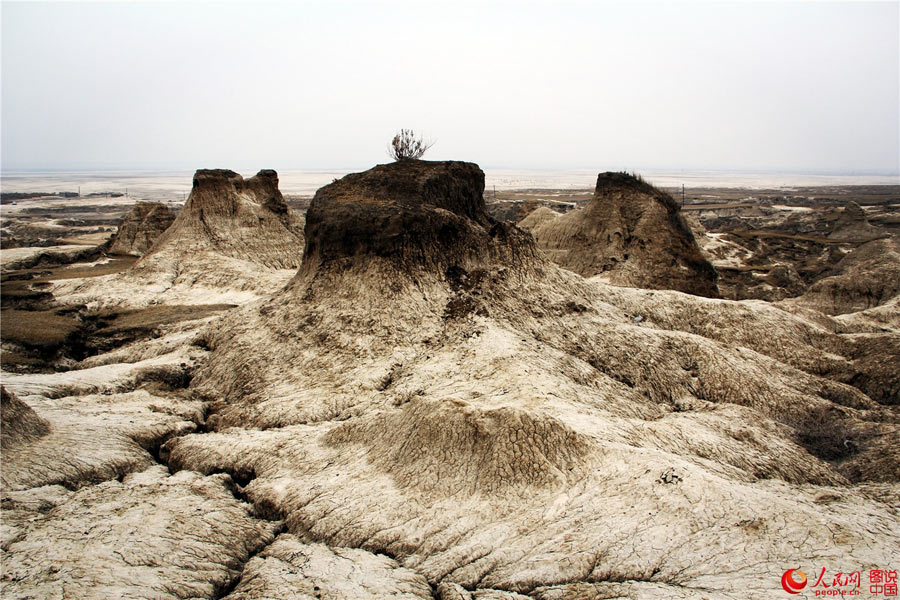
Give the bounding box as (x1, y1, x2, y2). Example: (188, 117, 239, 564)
(2, 1, 898, 174)
(2, 165, 900, 177)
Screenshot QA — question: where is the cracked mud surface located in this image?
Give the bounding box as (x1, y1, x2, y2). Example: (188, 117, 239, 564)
(2, 467, 280, 600)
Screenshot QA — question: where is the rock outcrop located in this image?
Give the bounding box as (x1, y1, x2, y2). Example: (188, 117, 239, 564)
(525, 172, 720, 297)
(107, 202, 175, 256)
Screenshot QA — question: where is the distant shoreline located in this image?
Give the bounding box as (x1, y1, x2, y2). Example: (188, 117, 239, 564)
(1, 169, 898, 200)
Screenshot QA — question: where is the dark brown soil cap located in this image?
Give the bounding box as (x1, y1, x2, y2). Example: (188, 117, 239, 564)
(594, 171, 679, 211)
(300, 160, 536, 276)
(190, 169, 281, 202)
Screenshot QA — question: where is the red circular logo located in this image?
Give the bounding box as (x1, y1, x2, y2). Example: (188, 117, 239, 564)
(782, 568, 808, 594)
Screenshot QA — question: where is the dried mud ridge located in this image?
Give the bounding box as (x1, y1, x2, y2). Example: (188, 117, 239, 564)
(2, 161, 899, 599)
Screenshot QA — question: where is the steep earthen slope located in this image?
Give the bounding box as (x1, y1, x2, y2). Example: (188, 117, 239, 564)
(527, 172, 719, 297)
(156, 160, 898, 597)
(107, 201, 175, 256)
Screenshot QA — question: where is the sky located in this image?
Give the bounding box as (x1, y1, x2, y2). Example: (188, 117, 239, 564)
(1, 0, 898, 173)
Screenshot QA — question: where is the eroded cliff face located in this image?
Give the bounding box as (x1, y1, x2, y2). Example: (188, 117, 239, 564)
(526, 172, 719, 297)
(107, 202, 175, 257)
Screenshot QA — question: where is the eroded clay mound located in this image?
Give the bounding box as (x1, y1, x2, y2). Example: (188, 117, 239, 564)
(1, 386, 50, 449)
(51, 169, 306, 307)
(194, 160, 539, 420)
(528, 172, 719, 297)
(792, 237, 900, 315)
(107, 201, 175, 256)
(828, 201, 886, 243)
(144, 169, 304, 269)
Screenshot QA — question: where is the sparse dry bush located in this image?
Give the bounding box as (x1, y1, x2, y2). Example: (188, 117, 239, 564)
(388, 129, 433, 161)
